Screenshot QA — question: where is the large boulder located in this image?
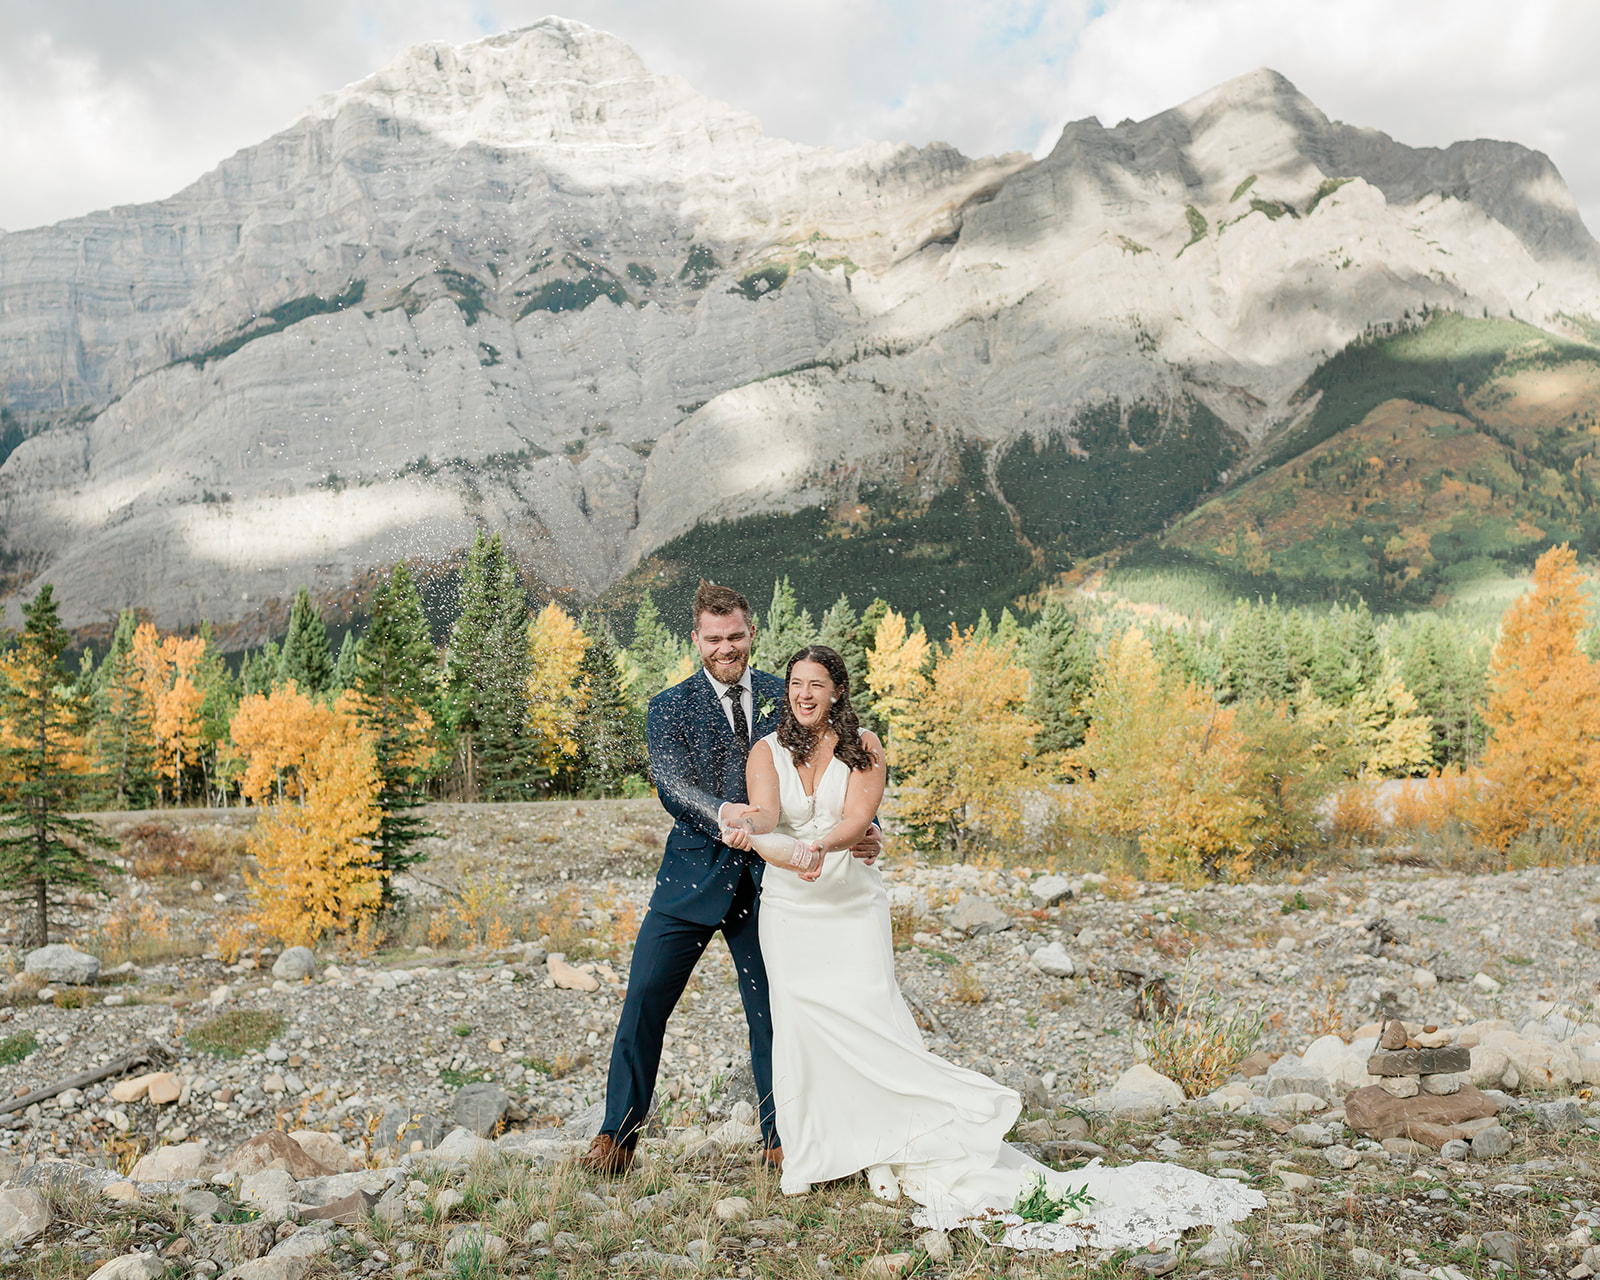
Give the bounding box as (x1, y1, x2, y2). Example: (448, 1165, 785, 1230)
(288, 1131, 355, 1174)
(0, 1187, 50, 1244)
(946, 896, 1012, 937)
(1345, 1083, 1498, 1147)
(1028, 875, 1075, 908)
(128, 1141, 209, 1183)
(1301, 1034, 1378, 1094)
(222, 1131, 340, 1179)
(25, 944, 99, 986)
(1468, 1045, 1515, 1090)
(1091, 1064, 1185, 1118)
(271, 947, 316, 981)
(1478, 1030, 1582, 1091)
(1028, 941, 1076, 979)
(453, 1083, 512, 1137)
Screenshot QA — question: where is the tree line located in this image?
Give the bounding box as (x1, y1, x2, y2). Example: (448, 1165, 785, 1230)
(0, 535, 1590, 947)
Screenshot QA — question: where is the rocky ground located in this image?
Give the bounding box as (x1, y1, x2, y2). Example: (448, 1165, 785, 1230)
(0, 800, 1598, 1279)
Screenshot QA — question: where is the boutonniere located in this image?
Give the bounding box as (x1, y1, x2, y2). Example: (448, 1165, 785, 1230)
(757, 695, 778, 721)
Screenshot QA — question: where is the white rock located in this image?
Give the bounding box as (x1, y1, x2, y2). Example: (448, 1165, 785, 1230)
(129, 1141, 208, 1183)
(87, 1256, 167, 1280)
(272, 947, 316, 981)
(1193, 1222, 1248, 1265)
(1028, 941, 1076, 979)
(1091, 1064, 1185, 1116)
(0, 1188, 51, 1244)
(289, 1130, 355, 1174)
(1473, 973, 1503, 994)
(24, 944, 99, 985)
(428, 1128, 498, 1167)
(1420, 1072, 1466, 1096)
(1379, 1076, 1421, 1099)
(1028, 876, 1074, 908)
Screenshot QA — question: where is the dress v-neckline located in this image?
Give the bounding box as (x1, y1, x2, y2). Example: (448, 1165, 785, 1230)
(794, 749, 841, 799)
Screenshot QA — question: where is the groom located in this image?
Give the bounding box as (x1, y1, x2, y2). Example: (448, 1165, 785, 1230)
(580, 579, 878, 1175)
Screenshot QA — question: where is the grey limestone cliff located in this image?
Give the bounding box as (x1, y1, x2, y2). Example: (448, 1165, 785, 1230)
(1, 23, 1597, 636)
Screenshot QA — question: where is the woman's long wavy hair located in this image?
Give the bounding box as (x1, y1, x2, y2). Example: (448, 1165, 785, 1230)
(777, 645, 875, 772)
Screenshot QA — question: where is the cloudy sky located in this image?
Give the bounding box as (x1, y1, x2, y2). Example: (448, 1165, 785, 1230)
(1, 0, 1596, 236)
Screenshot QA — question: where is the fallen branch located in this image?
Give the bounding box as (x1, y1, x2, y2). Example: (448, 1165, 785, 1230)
(901, 987, 951, 1041)
(0, 1042, 174, 1116)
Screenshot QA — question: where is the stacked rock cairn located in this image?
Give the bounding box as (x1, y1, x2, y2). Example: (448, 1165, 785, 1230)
(1369, 1019, 1471, 1097)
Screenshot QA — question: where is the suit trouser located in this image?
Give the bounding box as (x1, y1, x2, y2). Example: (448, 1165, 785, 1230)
(600, 871, 777, 1149)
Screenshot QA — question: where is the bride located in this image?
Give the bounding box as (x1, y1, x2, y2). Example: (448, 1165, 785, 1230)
(721, 644, 1264, 1252)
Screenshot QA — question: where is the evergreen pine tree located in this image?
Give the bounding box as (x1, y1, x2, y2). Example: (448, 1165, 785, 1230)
(573, 614, 647, 797)
(1027, 600, 1096, 756)
(278, 588, 335, 694)
(0, 586, 119, 946)
(753, 576, 816, 674)
(354, 561, 439, 886)
(333, 631, 359, 691)
(241, 641, 281, 697)
(92, 610, 158, 809)
(192, 624, 239, 806)
(445, 533, 537, 800)
(624, 590, 689, 700)
(817, 594, 873, 715)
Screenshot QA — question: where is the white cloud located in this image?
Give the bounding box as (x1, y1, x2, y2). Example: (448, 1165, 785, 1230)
(0, 0, 1595, 239)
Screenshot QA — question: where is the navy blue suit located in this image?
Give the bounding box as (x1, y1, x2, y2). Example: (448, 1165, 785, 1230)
(601, 665, 786, 1149)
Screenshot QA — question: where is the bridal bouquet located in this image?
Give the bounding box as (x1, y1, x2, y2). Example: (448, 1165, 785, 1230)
(1013, 1174, 1095, 1225)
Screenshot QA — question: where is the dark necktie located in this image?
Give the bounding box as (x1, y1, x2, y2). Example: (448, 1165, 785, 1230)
(725, 685, 750, 748)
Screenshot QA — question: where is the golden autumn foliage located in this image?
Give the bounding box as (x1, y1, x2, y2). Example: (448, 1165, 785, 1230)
(886, 624, 1039, 855)
(228, 684, 363, 802)
(1295, 676, 1434, 778)
(526, 602, 590, 770)
(1076, 628, 1260, 882)
(130, 624, 206, 797)
(1475, 544, 1600, 852)
(864, 608, 931, 736)
(246, 731, 383, 948)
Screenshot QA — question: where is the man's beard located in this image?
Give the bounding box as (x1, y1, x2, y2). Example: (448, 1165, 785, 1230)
(702, 649, 749, 683)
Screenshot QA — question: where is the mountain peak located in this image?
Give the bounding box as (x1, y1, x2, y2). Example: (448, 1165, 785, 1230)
(300, 15, 762, 154)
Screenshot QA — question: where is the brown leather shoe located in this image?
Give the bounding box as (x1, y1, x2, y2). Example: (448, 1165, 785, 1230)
(578, 1133, 635, 1176)
(763, 1145, 783, 1173)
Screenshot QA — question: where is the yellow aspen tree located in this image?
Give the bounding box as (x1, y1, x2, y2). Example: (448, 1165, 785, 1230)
(1295, 677, 1433, 778)
(246, 731, 382, 947)
(889, 625, 1039, 857)
(228, 683, 341, 802)
(526, 602, 591, 772)
(134, 627, 207, 800)
(1077, 628, 1260, 882)
(1475, 544, 1600, 852)
(864, 608, 930, 742)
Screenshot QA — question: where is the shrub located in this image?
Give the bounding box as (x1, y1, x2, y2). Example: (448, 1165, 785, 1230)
(1141, 977, 1266, 1098)
(186, 1010, 285, 1058)
(0, 1031, 37, 1064)
(948, 963, 985, 1005)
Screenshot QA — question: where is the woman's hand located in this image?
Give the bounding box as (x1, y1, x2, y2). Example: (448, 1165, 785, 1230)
(719, 822, 753, 851)
(796, 841, 825, 881)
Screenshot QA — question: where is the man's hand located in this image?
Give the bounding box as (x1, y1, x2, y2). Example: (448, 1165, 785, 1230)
(850, 823, 883, 866)
(718, 802, 759, 831)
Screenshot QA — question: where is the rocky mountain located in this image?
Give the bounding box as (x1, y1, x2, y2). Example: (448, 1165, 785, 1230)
(2, 17, 1598, 640)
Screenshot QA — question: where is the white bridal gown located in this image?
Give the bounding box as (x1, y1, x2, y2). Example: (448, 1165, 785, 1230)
(756, 732, 1265, 1252)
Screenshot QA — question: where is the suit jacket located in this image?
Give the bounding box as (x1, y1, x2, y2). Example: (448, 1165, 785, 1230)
(645, 666, 785, 925)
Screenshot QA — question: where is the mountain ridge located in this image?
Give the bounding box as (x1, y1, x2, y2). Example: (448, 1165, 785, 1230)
(1, 19, 1598, 641)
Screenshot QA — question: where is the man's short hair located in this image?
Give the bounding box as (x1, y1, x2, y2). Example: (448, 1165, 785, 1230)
(691, 580, 752, 631)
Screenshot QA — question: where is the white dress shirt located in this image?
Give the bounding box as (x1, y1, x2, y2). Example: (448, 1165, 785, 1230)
(706, 666, 755, 831)
(703, 665, 754, 739)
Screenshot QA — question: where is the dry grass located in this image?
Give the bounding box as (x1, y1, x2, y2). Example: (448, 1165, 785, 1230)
(121, 821, 246, 882)
(947, 962, 985, 1005)
(82, 897, 205, 966)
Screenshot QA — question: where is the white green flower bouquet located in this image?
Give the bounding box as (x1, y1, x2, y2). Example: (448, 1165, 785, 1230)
(1012, 1173, 1095, 1225)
